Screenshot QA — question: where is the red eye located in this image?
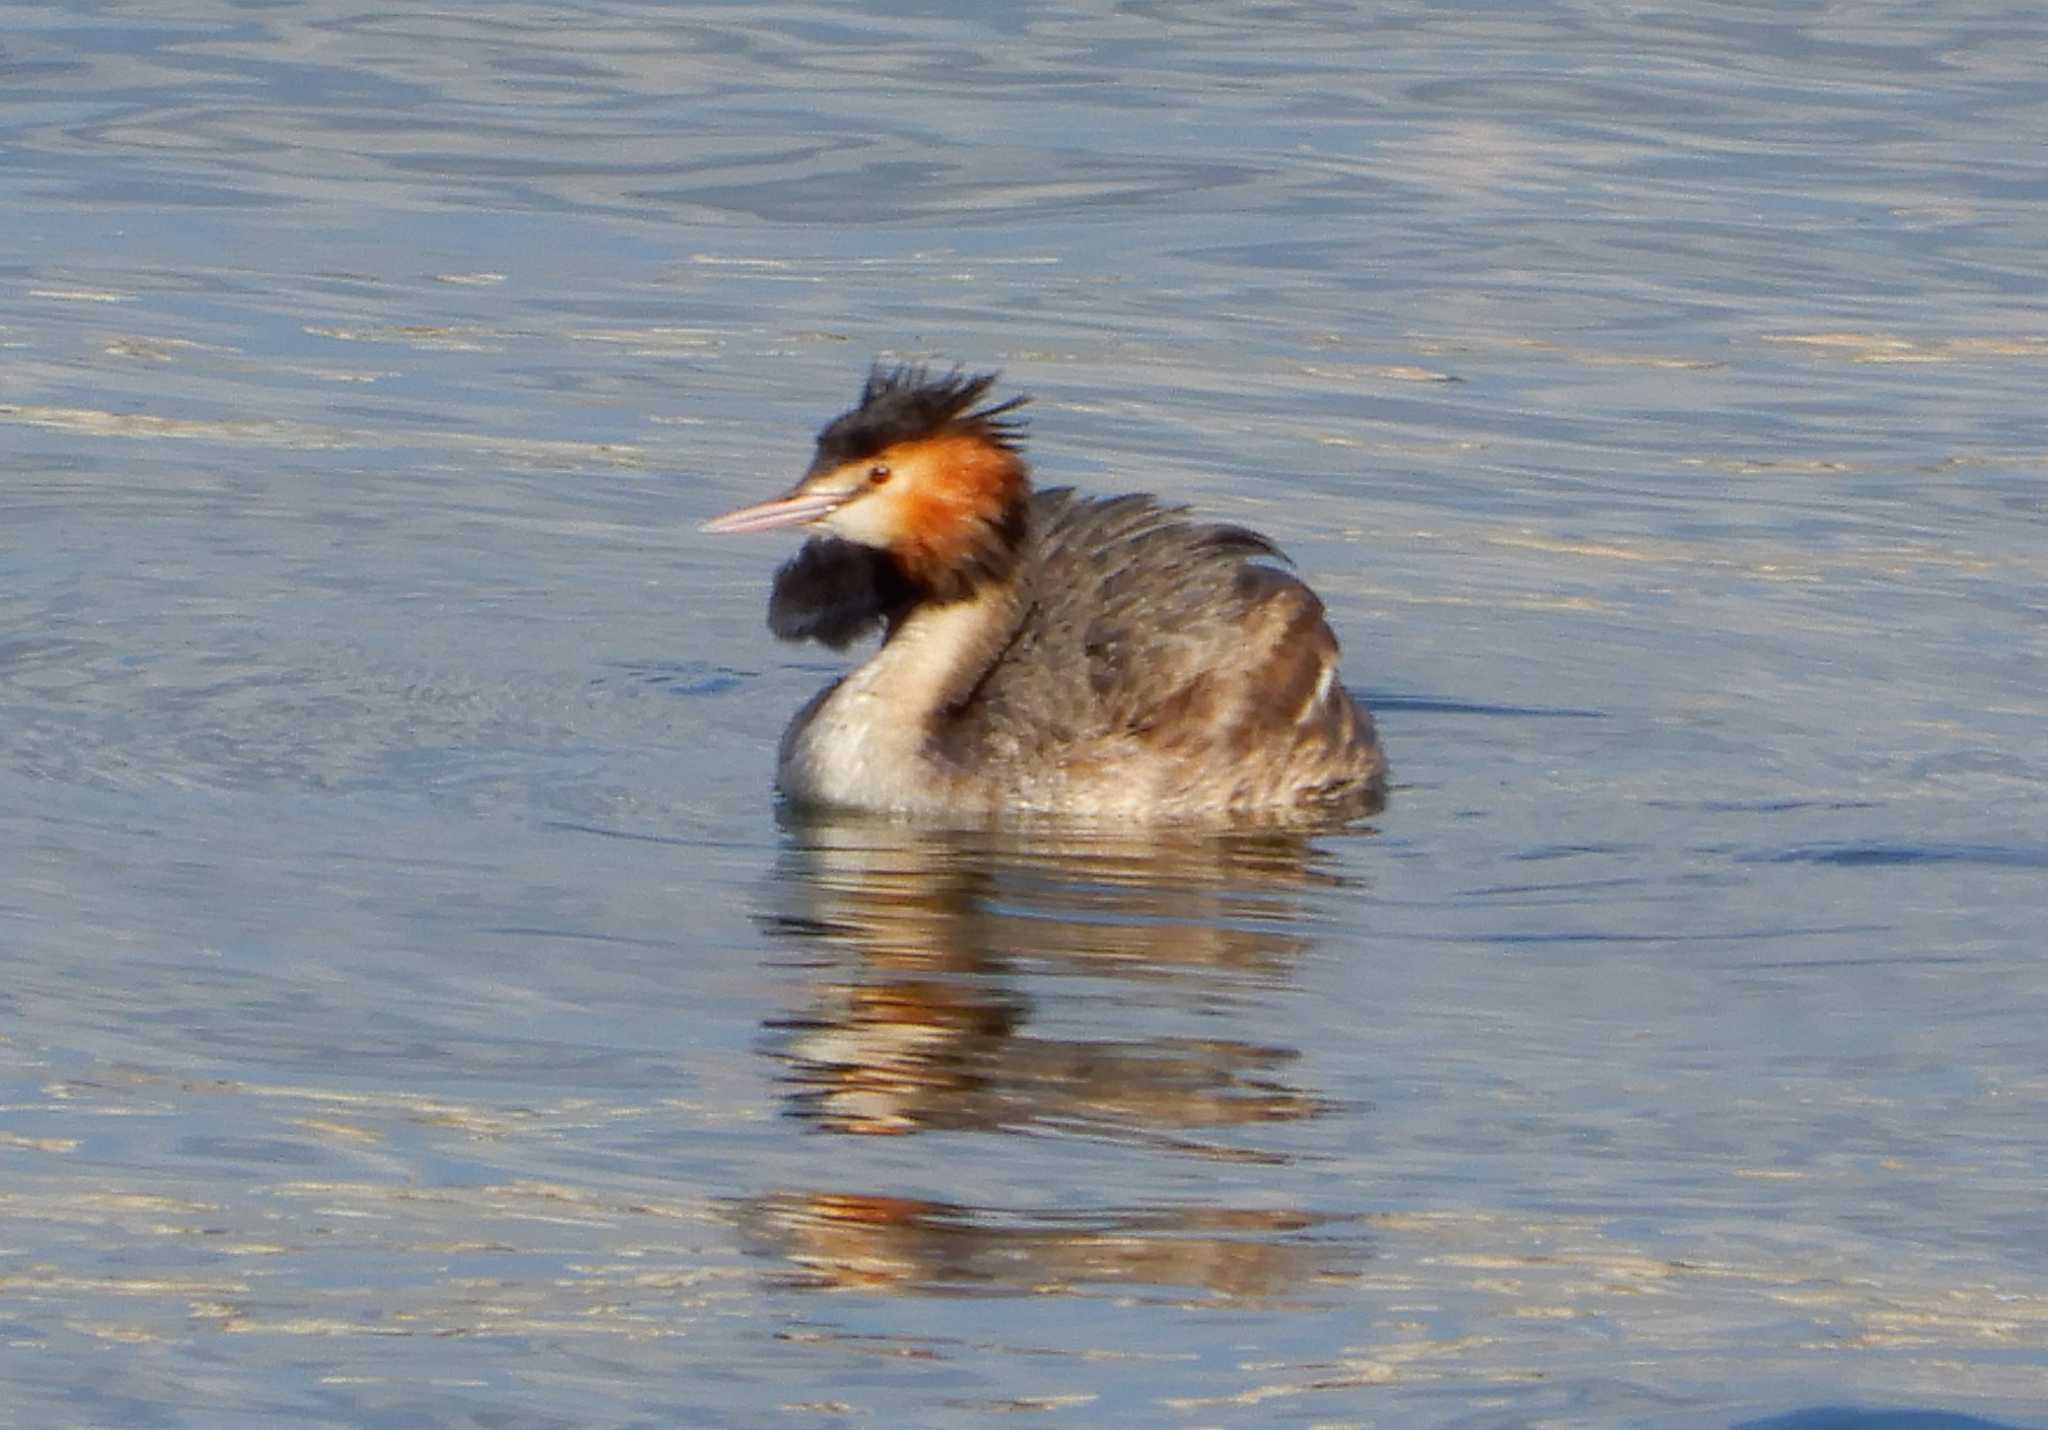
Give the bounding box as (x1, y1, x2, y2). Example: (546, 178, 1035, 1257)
(868, 464, 892, 485)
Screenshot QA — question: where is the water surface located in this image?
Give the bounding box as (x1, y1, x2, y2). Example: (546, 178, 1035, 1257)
(3, 0, 2046, 1424)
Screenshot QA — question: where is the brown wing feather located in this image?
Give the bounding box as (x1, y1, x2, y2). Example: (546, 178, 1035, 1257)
(946, 490, 1385, 809)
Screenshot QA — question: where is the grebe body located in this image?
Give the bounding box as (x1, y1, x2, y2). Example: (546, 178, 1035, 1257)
(703, 367, 1386, 821)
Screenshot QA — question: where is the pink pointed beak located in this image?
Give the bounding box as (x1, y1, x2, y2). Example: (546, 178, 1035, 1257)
(699, 486, 852, 535)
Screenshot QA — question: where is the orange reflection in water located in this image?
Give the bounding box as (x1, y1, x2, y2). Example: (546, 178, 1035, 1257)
(736, 815, 1378, 1300)
(736, 1191, 1367, 1301)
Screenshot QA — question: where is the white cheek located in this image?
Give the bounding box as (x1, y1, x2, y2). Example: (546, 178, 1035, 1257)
(818, 492, 895, 548)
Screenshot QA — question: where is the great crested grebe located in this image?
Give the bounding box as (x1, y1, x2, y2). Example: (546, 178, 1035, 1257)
(702, 365, 1387, 821)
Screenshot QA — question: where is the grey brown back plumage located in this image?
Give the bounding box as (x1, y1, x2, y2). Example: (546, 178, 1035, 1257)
(940, 490, 1383, 812)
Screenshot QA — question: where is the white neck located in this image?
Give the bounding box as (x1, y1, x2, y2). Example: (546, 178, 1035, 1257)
(777, 586, 1021, 813)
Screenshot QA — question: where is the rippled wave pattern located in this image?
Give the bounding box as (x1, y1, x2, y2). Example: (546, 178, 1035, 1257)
(3, 0, 2045, 1424)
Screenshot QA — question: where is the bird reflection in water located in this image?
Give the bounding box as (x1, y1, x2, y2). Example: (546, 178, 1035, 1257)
(732, 812, 1375, 1300)
(738, 1193, 1362, 1302)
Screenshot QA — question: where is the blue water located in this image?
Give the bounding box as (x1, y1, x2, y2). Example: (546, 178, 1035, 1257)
(2, 0, 2045, 1424)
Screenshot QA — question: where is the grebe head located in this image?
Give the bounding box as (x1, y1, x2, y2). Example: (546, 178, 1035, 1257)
(702, 365, 1031, 595)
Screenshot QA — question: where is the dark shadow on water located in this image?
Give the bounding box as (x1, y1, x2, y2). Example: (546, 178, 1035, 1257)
(727, 809, 1379, 1301)
(543, 819, 701, 847)
(1674, 798, 1882, 814)
(589, 659, 754, 697)
(1368, 691, 1608, 720)
(1735, 1409, 2040, 1430)
(1745, 842, 2047, 869)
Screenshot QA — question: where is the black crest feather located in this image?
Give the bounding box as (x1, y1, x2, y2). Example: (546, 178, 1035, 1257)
(810, 363, 1028, 472)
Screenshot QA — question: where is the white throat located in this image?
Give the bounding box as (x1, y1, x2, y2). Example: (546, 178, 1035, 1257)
(777, 589, 1017, 813)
